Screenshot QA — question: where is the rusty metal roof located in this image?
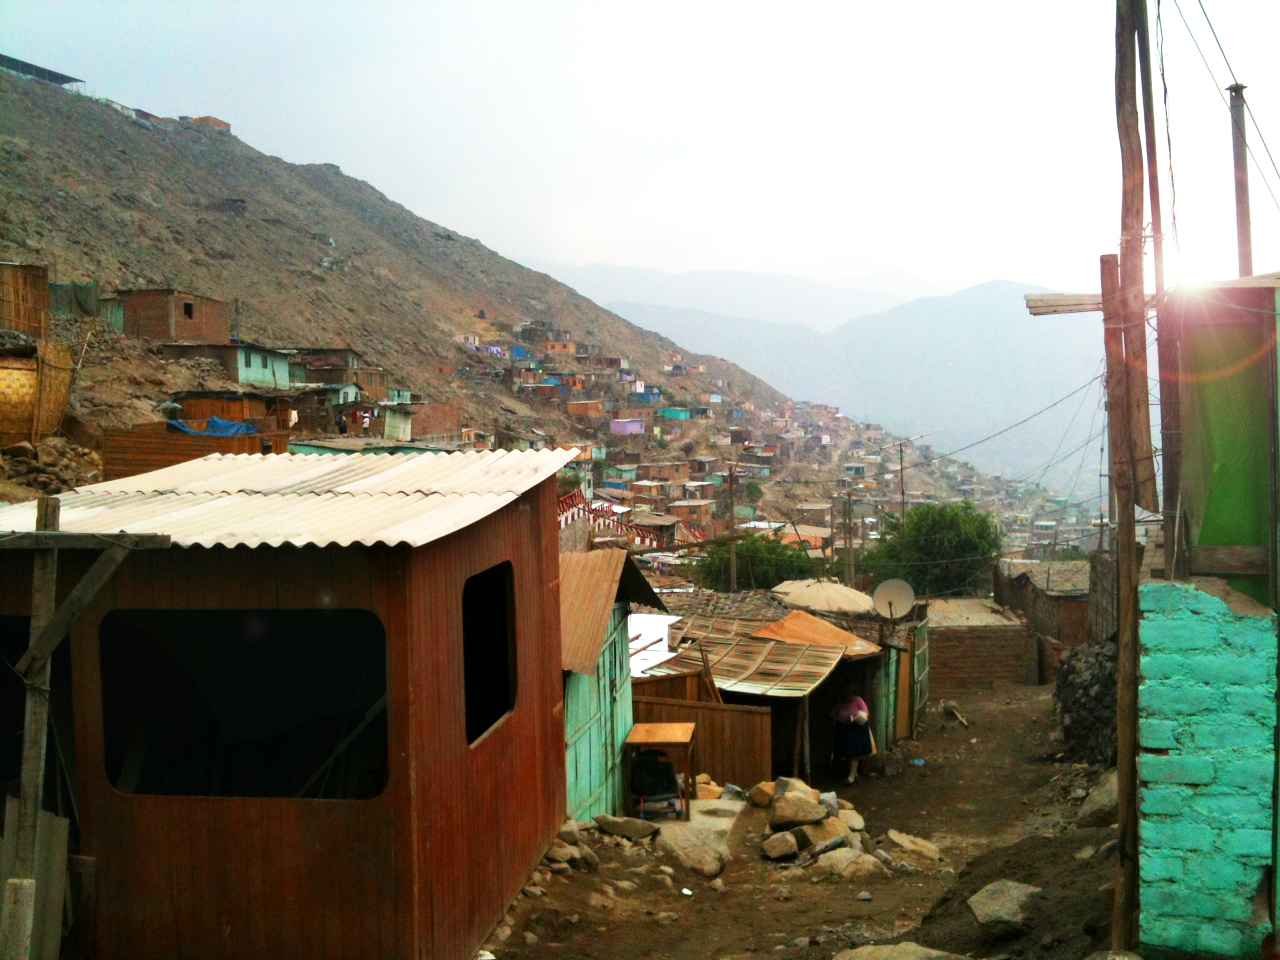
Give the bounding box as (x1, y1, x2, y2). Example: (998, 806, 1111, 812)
(560, 549, 665, 675)
(0, 449, 579, 549)
(750, 610, 882, 660)
(643, 634, 842, 698)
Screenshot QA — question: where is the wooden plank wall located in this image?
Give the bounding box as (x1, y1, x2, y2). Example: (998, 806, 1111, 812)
(632, 696, 771, 789)
(631, 672, 704, 702)
(102, 426, 290, 479)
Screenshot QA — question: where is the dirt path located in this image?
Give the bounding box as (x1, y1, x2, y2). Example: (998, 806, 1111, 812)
(495, 685, 1112, 960)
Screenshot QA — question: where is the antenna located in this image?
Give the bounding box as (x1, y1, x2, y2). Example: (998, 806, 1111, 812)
(872, 579, 915, 622)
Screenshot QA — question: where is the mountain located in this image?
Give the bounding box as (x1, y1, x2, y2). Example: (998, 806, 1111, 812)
(609, 283, 1107, 492)
(0, 70, 786, 434)
(518, 260, 908, 333)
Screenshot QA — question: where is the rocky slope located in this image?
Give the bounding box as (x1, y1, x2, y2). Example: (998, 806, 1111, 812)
(0, 69, 786, 436)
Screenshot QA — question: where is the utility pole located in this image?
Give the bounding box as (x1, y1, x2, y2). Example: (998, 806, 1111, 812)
(1229, 83, 1253, 277)
(843, 494, 854, 586)
(727, 460, 737, 592)
(899, 444, 906, 523)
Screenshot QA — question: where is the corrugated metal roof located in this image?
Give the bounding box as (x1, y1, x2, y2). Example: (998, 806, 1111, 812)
(561, 550, 668, 674)
(750, 610, 882, 660)
(0, 449, 579, 549)
(644, 634, 842, 697)
(999, 559, 1090, 596)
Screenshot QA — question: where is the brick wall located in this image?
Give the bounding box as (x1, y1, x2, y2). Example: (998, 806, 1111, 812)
(121, 290, 173, 340)
(1137, 581, 1275, 957)
(173, 294, 229, 343)
(927, 623, 1036, 692)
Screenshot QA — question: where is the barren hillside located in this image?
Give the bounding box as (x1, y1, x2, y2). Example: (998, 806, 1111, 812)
(0, 69, 786, 434)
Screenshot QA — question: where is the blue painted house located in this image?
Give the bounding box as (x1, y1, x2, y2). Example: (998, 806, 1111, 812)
(559, 549, 664, 822)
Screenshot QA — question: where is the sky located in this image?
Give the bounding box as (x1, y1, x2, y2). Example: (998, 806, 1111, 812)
(4, 0, 1280, 300)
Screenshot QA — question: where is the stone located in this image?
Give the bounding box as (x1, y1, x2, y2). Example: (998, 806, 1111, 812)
(967, 879, 1043, 938)
(612, 879, 638, 893)
(792, 817, 854, 851)
(571, 843, 599, 871)
(762, 831, 799, 860)
(2, 441, 35, 460)
(838, 809, 867, 832)
(721, 783, 749, 802)
(587, 892, 613, 910)
(832, 946, 969, 960)
(812, 848, 893, 881)
(856, 891, 872, 901)
(547, 862, 571, 874)
(886, 829, 943, 861)
(837, 798, 854, 810)
(749, 781, 776, 807)
(1077, 769, 1118, 827)
(545, 840, 576, 862)
(709, 877, 726, 892)
(772, 885, 793, 902)
(696, 773, 713, 784)
(657, 823, 730, 877)
(522, 884, 545, 898)
(770, 783, 827, 830)
(657, 874, 673, 888)
(696, 782, 725, 800)
(658, 865, 675, 876)
(819, 791, 840, 817)
(594, 814, 659, 840)
(557, 820, 582, 844)
(656, 911, 679, 925)
(523, 931, 539, 945)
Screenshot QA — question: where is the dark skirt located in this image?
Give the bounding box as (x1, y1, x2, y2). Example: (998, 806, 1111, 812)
(833, 722, 874, 761)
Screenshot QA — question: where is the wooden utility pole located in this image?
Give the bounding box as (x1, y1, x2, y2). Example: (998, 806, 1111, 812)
(3, 498, 59, 960)
(1229, 83, 1253, 277)
(898, 444, 906, 523)
(1103, 252, 1140, 949)
(727, 461, 738, 592)
(843, 494, 855, 586)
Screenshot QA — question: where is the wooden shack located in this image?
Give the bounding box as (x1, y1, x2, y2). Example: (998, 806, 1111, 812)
(0, 447, 578, 960)
(559, 549, 664, 821)
(101, 420, 290, 480)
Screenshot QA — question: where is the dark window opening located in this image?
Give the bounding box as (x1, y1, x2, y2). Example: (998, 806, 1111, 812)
(100, 609, 388, 799)
(182, 301, 194, 319)
(463, 562, 517, 744)
(259, 353, 268, 369)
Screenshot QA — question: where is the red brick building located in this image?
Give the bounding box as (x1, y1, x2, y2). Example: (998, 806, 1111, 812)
(120, 289, 230, 343)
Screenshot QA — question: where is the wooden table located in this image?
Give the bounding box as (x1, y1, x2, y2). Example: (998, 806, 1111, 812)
(624, 722, 696, 821)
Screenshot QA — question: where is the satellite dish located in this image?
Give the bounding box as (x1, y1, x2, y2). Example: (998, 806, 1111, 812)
(873, 579, 916, 621)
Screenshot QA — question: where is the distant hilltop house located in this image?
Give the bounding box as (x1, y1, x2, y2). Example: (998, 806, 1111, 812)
(0, 53, 84, 90)
(180, 115, 231, 132)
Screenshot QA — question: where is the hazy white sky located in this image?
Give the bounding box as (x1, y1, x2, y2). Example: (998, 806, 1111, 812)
(5, 0, 1280, 299)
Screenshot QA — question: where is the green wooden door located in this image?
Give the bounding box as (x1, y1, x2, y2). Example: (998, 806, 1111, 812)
(565, 604, 632, 821)
(912, 620, 930, 736)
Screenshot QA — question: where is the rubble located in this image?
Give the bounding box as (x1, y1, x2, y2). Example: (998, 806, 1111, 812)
(656, 822, 730, 878)
(0, 435, 102, 501)
(886, 830, 943, 863)
(1056, 642, 1117, 765)
(833, 946, 969, 960)
(593, 814, 659, 841)
(768, 778, 826, 829)
(1076, 769, 1118, 827)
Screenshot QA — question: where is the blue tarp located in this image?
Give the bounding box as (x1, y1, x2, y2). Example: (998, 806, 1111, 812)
(167, 416, 259, 437)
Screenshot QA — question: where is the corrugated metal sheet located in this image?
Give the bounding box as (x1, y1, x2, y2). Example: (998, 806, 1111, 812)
(750, 610, 882, 660)
(645, 634, 842, 697)
(0, 448, 578, 549)
(561, 549, 665, 674)
(926, 597, 1019, 628)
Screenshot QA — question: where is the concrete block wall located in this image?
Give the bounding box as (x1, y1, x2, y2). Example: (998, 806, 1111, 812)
(926, 624, 1036, 692)
(1138, 581, 1276, 957)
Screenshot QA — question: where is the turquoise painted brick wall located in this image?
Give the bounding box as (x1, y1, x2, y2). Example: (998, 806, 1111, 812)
(1138, 581, 1276, 958)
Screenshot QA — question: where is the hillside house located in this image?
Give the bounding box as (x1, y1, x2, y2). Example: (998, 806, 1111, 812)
(636, 461, 690, 483)
(0, 449, 577, 960)
(610, 419, 646, 436)
(120, 288, 230, 343)
(566, 399, 606, 418)
(161, 342, 291, 390)
(668, 499, 714, 528)
(560, 550, 664, 821)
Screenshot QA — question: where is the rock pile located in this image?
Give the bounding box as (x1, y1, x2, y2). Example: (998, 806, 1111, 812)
(1055, 642, 1117, 765)
(749, 776, 945, 882)
(0, 437, 102, 500)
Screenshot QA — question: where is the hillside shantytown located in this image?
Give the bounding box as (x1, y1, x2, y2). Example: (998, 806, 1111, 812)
(0, 31, 1278, 960)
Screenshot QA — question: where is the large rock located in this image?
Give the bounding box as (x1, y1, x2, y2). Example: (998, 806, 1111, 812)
(838, 809, 866, 832)
(762, 831, 798, 860)
(696, 782, 725, 800)
(593, 814, 658, 841)
(770, 779, 826, 830)
(813, 849, 893, 881)
(1077, 769, 1119, 827)
(544, 841, 577, 862)
(656, 823, 730, 877)
(557, 820, 582, 844)
(792, 817, 854, 851)
(886, 829, 943, 862)
(967, 879, 1043, 938)
(748, 781, 776, 807)
(833, 946, 969, 960)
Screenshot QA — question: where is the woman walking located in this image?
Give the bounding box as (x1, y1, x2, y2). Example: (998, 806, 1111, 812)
(832, 690, 875, 784)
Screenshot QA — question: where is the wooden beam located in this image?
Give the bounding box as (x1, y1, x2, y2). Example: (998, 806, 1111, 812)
(2, 497, 58, 960)
(1024, 293, 1105, 316)
(16, 545, 130, 675)
(1187, 545, 1269, 577)
(0, 532, 170, 551)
